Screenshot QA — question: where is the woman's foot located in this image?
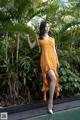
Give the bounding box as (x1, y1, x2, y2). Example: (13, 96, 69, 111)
(48, 103, 54, 114)
(48, 109, 53, 114)
(48, 100, 54, 114)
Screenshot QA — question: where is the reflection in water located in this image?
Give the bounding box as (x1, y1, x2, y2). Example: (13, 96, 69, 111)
(46, 114, 55, 120)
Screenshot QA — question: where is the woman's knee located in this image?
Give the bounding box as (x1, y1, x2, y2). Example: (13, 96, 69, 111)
(48, 70, 56, 83)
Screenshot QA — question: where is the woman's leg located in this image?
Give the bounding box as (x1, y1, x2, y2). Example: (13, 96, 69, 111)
(48, 70, 56, 112)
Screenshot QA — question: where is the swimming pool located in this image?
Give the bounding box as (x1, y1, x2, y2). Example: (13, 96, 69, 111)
(27, 107, 80, 120)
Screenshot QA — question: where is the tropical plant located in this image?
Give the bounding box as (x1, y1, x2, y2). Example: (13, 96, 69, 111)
(0, 0, 80, 106)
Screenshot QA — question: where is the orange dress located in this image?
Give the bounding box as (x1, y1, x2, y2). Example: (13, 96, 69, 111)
(39, 37, 59, 101)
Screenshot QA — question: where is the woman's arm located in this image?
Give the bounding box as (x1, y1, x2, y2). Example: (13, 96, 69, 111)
(27, 35, 36, 49)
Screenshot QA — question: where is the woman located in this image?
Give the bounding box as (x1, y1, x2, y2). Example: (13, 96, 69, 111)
(27, 21, 59, 114)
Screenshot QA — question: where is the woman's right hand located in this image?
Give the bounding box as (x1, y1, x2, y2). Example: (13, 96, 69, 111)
(27, 35, 36, 49)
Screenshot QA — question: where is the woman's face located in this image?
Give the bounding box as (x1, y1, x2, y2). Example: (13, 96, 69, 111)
(45, 23, 49, 33)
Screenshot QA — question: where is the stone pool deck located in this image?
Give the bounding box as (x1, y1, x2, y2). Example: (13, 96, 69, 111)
(0, 97, 80, 120)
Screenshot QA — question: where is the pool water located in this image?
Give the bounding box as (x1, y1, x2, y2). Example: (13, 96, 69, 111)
(27, 107, 80, 120)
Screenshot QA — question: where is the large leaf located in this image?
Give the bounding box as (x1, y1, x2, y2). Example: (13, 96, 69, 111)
(60, 21, 80, 33)
(0, 0, 9, 7)
(0, 22, 37, 40)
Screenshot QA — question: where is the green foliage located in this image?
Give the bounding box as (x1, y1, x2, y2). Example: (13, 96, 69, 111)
(0, 0, 80, 106)
(59, 59, 80, 97)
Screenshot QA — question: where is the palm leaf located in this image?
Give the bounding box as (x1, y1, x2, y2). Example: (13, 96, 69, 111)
(0, 0, 9, 7)
(0, 22, 37, 40)
(60, 21, 80, 33)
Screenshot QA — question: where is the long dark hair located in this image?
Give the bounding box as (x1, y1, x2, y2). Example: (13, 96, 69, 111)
(39, 21, 48, 39)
